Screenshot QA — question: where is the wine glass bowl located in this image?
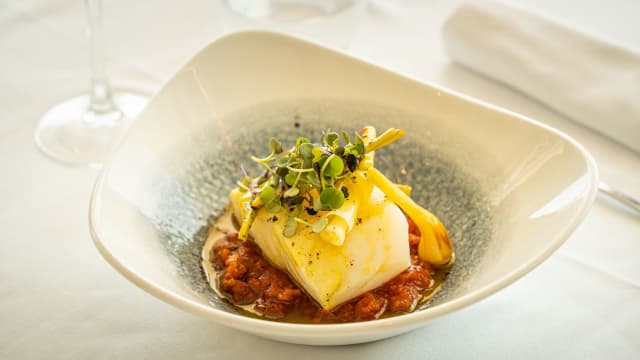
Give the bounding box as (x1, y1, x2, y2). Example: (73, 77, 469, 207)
(34, 0, 148, 166)
(35, 91, 147, 166)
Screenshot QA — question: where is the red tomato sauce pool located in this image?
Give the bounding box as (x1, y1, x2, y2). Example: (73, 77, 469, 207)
(208, 216, 446, 323)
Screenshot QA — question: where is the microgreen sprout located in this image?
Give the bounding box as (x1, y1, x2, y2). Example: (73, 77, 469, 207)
(236, 127, 403, 240)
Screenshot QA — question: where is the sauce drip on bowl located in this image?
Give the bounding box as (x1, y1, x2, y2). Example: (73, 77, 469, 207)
(201, 207, 450, 323)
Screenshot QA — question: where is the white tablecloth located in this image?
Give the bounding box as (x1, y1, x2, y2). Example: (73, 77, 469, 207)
(1, 1, 639, 358)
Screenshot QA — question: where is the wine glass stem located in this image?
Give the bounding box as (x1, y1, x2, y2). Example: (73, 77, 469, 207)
(85, 0, 117, 115)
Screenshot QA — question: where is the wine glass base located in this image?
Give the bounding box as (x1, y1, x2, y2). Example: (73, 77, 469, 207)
(34, 91, 148, 167)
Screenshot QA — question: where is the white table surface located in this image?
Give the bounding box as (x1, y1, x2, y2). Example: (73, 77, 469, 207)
(1, 0, 639, 359)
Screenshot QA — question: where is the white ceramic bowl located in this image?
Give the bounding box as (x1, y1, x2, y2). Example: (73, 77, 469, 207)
(89, 31, 598, 345)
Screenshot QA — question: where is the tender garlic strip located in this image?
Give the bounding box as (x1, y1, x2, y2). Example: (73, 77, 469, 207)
(366, 167, 453, 266)
(359, 126, 452, 266)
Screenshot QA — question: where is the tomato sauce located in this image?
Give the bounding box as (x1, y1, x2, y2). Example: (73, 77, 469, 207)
(209, 217, 442, 323)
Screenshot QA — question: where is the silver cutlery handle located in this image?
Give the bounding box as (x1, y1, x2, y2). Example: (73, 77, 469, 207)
(598, 182, 640, 214)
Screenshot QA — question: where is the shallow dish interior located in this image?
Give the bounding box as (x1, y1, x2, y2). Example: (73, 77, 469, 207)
(90, 31, 597, 345)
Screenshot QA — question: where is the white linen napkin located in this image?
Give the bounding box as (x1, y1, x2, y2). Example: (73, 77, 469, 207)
(442, 1, 640, 153)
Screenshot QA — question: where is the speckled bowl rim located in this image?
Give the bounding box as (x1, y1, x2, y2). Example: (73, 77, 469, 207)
(89, 30, 599, 337)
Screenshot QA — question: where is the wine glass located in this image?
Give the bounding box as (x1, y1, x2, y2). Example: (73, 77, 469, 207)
(34, 0, 148, 167)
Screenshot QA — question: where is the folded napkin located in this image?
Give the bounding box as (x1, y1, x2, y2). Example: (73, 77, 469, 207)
(442, 1, 640, 153)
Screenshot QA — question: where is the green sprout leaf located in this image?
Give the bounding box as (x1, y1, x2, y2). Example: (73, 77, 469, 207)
(269, 138, 283, 154)
(265, 201, 281, 213)
(284, 172, 297, 186)
(312, 146, 323, 162)
(324, 155, 344, 177)
(284, 187, 299, 197)
(278, 154, 291, 166)
(302, 172, 321, 188)
(283, 216, 298, 237)
(299, 142, 314, 160)
(341, 131, 351, 144)
(260, 185, 282, 213)
(353, 135, 365, 155)
(320, 187, 345, 210)
(312, 217, 329, 233)
(296, 137, 310, 147)
(322, 132, 339, 149)
(259, 186, 277, 203)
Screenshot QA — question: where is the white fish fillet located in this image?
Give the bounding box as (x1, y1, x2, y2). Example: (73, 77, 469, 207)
(230, 184, 410, 310)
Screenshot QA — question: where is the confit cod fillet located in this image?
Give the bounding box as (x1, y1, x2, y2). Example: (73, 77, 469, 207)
(230, 176, 411, 310)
